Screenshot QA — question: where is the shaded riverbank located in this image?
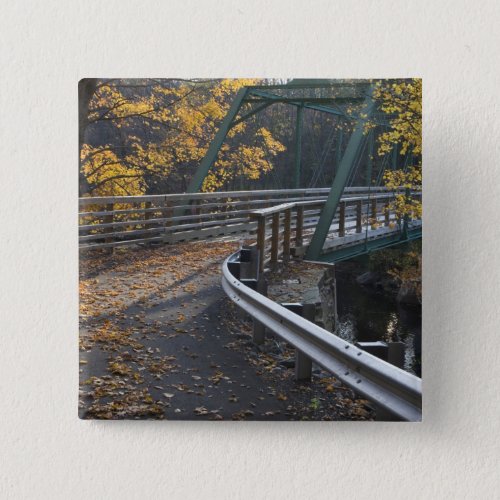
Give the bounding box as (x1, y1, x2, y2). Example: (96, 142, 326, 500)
(267, 250, 422, 377)
(335, 260, 421, 376)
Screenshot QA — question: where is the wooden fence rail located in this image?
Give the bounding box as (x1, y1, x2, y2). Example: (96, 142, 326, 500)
(78, 187, 410, 250)
(248, 191, 422, 271)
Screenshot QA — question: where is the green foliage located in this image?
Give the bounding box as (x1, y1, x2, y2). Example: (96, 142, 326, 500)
(309, 397, 321, 411)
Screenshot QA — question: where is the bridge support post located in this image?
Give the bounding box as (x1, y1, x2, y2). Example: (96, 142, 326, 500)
(295, 205, 304, 246)
(251, 214, 266, 273)
(283, 208, 292, 263)
(356, 200, 362, 233)
(339, 201, 346, 237)
(371, 198, 377, 227)
(271, 213, 280, 265)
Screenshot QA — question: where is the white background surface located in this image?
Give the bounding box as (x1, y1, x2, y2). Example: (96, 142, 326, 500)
(1, 1, 499, 498)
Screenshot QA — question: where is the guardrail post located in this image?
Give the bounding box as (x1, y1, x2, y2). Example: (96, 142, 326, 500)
(388, 342, 405, 369)
(104, 202, 114, 251)
(356, 341, 388, 361)
(240, 246, 267, 344)
(282, 303, 314, 381)
(296, 303, 315, 381)
(271, 212, 280, 265)
(252, 276, 268, 344)
(356, 200, 362, 233)
(295, 205, 304, 246)
(227, 260, 241, 279)
(356, 341, 405, 369)
(283, 208, 291, 263)
(240, 246, 259, 280)
(339, 201, 346, 237)
(222, 245, 422, 421)
(354, 341, 404, 418)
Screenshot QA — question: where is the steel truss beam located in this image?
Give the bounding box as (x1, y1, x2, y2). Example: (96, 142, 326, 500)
(230, 101, 274, 128)
(184, 82, 384, 212)
(185, 85, 356, 200)
(247, 89, 346, 117)
(305, 86, 377, 260)
(313, 226, 422, 264)
(184, 87, 248, 195)
(294, 105, 304, 188)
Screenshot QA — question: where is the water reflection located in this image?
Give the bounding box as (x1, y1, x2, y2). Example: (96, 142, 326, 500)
(334, 268, 422, 376)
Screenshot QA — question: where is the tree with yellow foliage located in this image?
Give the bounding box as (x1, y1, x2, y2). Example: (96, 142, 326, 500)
(370, 79, 422, 297)
(373, 79, 422, 220)
(79, 79, 286, 197)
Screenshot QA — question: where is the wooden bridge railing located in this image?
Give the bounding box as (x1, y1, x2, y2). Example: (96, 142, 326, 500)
(248, 191, 422, 271)
(78, 187, 396, 250)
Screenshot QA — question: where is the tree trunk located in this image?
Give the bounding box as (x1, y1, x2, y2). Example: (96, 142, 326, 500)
(78, 78, 98, 195)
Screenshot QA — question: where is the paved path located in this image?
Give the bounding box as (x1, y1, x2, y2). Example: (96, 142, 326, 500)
(79, 241, 370, 420)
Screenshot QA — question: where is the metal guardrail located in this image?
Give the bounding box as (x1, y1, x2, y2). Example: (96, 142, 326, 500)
(221, 248, 422, 421)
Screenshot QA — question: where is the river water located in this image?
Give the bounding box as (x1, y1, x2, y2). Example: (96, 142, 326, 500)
(334, 264, 422, 376)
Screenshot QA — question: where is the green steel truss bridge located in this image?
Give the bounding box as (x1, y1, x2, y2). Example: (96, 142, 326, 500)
(78, 81, 422, 419)
(80, 80, 421, 263)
